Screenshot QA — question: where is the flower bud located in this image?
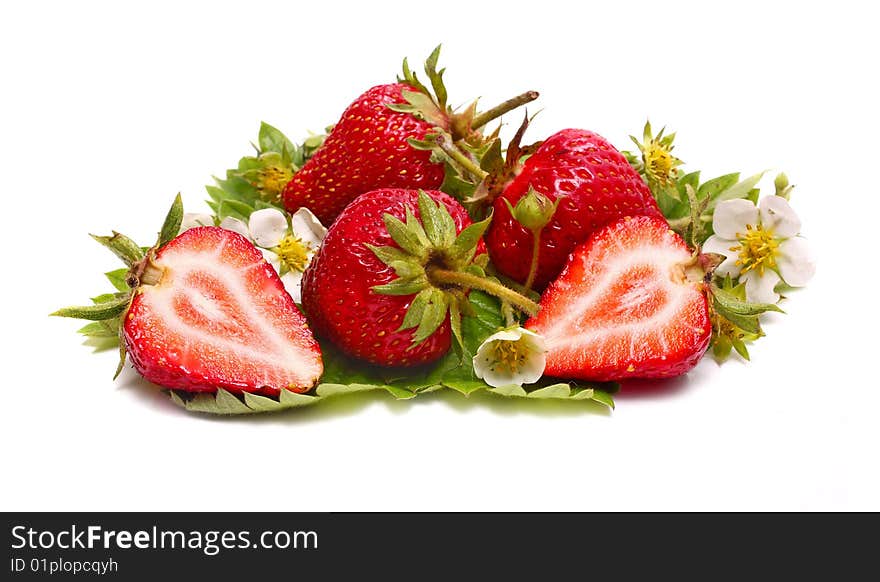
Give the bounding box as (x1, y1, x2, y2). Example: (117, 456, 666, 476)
(774, 172, 792, 200)
(505, 188, 560, 232)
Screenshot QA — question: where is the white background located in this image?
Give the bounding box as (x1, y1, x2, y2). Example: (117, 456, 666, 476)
(2, 1, 877, 511)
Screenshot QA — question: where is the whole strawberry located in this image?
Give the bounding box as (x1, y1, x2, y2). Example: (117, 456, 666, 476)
(485, 128, 663, 290)
(301, 189, 538, 367)
(282, 83, 445, 225)
(53, 197, 323, 395)
(526, 215, 711, 381)
(283, 46, 538, 225)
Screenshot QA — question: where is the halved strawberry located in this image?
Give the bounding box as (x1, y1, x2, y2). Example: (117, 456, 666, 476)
(526, 215, 711, 381)
(124, 226, 323, 394)
(53, 197, 323, 395)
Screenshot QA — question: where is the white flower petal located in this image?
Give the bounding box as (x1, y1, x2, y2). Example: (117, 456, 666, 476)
(703, 235, 741, 278)
(248, 208, 288, 248)
(260, 248, 281, 271)
(759, 195, 801, 238)
(280, 270, 304, 303)
(472, 327, 547, 388)
(518, 328, 547, 352)
(477, 367, 520, 390)
(290, 208, 328, 249)
(713, 199, 759, 240)
(482, 328, 525, 344)
(517, 352, 547, 385)
(741, 269, 781, 304)
(219, 217, 251, 240)
(179, 212, 214, 233)
(776, 237, 815, 287)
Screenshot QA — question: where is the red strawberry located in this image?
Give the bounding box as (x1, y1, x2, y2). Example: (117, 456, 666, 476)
(123, 227, 323, 394)
(54, 201, 324, 397)
(526, 216, 711, 381)
(282, 83, 445, 225)
(302, 188, 536, 367)
(282, 47, 538, 225)
(486, 128, 663, 290)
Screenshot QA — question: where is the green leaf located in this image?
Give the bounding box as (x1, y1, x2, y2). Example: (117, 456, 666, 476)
(714, 304, 762, 335)
(417, 190, 456, 249)
(411, 288, 448, 345)
(448, 213, 492, 263)
(52, 295, 130, 321)
(697, 173, 739, 201)
(157, 193, 184, 247)
(382, 212, 428, 259)
(365, 244, 410, 266)
(399, 288, 431, 331)
(105, 269, 130, 292)
(708, 172, 765, 210)
(77, 321, 118, 338)
(371, 275, 428, 296)
(258, 122, 296, 155)
(712, 283, 784, 316)
(424, 45, 447, 110)
(90, 232, 144, 267)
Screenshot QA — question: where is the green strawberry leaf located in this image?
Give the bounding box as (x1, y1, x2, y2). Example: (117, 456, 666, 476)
(90, 231, 144, 267)
(258, 122, 296, 156)
(105, 269, 130, 292)
(157, 193, 184, 248)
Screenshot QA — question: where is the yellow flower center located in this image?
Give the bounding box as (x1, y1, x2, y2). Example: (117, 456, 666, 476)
(256, 165, 294, 202)
(732, 224, 780, 276)
(644, 142, 677, 186)
(274, 235, 311, 273)
(491, 340, 527, 374)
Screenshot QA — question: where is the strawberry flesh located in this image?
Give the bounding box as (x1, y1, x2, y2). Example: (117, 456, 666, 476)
(282, 83, 445, 225)
(526, 216, 711, 381)
(124, 227, 323, 395)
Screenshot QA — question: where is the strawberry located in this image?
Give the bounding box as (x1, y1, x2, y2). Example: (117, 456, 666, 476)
(301, 188, 538, 367)
(485, 128, 663, 290)
(525, 215, 711, 381)
(282, 83, 445, 225)
(54, 197, 323, 395)
(282, 46, 538, 225)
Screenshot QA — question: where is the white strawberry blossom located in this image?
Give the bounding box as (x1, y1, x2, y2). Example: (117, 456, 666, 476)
(181, 207, 326, 303)
(473, 327, 547, 388)
(179, 212, 214, 231)
(702, 195, 815, 304)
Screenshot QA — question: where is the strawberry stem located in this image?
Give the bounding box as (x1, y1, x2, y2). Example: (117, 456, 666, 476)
(434, 135, 488, 180)
(427, 267, 540, 316)
(524, 230, 541, 291)
(471, 91, 540, 131)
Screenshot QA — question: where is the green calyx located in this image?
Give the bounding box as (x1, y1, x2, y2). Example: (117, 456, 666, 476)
(368, 191, 540, 350)
(389, 47, 539, 209)
(392, 45, 538, 144)
(504, 187, 560, 232)
(464, 112, 544, 209)
(51, 195, 185, 378)
(708, 276, 784, 362)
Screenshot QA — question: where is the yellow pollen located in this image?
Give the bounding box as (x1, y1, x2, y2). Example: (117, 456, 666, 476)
(255, 165, 293, 202)
(734, 225, 780, 276)
(644, 142, 677, 185)
(274, 235, 311, 273)
(490, 340, 527, 374)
